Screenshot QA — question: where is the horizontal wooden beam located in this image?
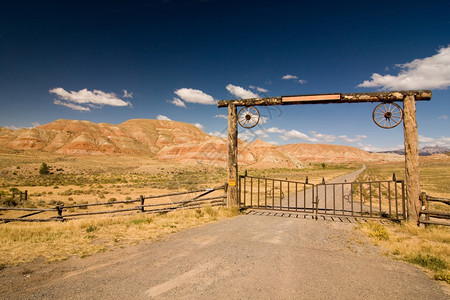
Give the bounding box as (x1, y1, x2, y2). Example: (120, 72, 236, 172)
(217, 90, 431, 107)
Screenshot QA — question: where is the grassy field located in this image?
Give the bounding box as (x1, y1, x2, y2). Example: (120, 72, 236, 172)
(357, 156, 450, 284)
(0, 206, 240, 267)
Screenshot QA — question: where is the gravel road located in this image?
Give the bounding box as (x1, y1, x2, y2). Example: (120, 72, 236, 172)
(1, 210, 448, 299)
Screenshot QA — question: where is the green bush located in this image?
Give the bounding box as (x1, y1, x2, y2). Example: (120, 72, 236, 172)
(39, 163, 50, 175)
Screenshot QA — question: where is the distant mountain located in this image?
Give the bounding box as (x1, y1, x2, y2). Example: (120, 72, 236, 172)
(377, 145, 450, 156)
(0, 119, 403, 167)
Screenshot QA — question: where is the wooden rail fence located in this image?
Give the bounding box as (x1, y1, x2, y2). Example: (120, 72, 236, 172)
(0, 185, 226, 223)
(418, 192, 450, 227)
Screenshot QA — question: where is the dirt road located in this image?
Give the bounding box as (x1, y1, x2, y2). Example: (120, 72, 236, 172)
(1, 211, 448, 299)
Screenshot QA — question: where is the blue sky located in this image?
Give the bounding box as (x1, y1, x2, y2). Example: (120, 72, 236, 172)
(1, 0, 449, 151)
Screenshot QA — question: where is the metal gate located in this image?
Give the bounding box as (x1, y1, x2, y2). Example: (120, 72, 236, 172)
(239, 175, 406, 220)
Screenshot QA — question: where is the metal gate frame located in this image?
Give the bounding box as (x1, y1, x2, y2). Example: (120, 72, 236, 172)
(239, 175, 406, 221)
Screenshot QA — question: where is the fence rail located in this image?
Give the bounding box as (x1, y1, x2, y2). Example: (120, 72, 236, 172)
(0, 185, 226, 223)
(419, 192, 450, 227)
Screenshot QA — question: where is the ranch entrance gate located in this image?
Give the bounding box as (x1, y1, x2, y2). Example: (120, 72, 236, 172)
(218, 90, 432, 222)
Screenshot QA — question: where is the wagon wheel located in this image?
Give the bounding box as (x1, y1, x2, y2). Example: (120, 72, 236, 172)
(372, 102, 403, 129)
(238, 106, 260, 129)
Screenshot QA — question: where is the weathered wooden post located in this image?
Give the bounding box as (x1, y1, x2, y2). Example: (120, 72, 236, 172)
(227, 104, 238, 206)
(140, 195, 145, 212)
(419, 192, 428, 228)
(403, 95, 421, 223)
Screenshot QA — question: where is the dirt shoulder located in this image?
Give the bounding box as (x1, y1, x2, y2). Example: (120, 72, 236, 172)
(1, 211, 448, 299)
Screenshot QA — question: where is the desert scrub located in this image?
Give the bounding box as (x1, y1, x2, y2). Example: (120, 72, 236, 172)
(359, 221, 450, 284)
(0, 206, 241, 266)
(359, 222, 390, 243)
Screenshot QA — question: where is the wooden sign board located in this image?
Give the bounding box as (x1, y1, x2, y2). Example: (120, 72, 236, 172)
(282, 94, 341, 103)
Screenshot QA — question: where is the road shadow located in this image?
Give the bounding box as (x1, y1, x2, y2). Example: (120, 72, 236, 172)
(244, 208, 394, 224)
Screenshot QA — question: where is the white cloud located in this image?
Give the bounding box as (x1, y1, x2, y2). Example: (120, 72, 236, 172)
(54, 99, 90, 111)
(156, 115, 172, 121)
(50, 87, 132, 111)
(282, 74, 298, 80)
(5, 125, 19, 130)
(266, 127, 286, 134)
(123, 90, 133, 98)
(239, 131, 257, 142)
(438, 115, 448, 120)
(357, 45, 450, 90)
(249, 85, 268, 93)
(310, 131, 336, 143)
(194, 123, 204, 130)
(32, 122, 41, 127)
(259, 116, 268, 125)
(418, 135, 437, 144)
(282, 129, 318, 142)
(209, 131, 227, 138)
(174, 88, 215, 105)
(214, 114, 228, 119)
(254, 129, 269, 138)
(339, 134, 367, 143)
(169, 97, 186, 108)
(359, 144, 404, 152)
(298, 79, 307, 84)
(226, 84, 259, 99)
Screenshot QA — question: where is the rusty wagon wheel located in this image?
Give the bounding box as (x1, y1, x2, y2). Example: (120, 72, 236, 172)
(238, 106, 260, 129)
(372, 102, 403, 129)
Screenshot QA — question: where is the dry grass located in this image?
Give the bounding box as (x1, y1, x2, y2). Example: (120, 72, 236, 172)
(0, 206, 240, 266)
(360, 221, 450, 283)
(358, 157, 450, 284)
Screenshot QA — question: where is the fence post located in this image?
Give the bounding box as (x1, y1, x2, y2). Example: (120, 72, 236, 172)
(140, 195, 145, 212)
(25, 190, 28, 201)
(419, 192, 428, 228)
(56, 205, 64, 221)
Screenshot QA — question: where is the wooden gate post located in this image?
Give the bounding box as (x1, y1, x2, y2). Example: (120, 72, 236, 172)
(227, 104, 238, 206)
(403, 95, 421, 223)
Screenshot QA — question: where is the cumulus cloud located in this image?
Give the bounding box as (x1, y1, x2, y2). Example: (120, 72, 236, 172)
(54, 99, 91, 111)
(214, 114, 228, 120)
(209, 131, 227, 138)
(194, 123, 204, 130)
(249, 85, 269, 93)
(239, 131, 258, 142)
(169, 97, 186, 108)
(357, 45, 450, 90)
(310, 131, 336, 143)
(50, 87, 132, 111)
(156, 115, 172, 121)
(338, 134, 367, 143)
(226, 84, 259, 99)
(123, 90, 133, 98)
(281, 130, 318, 142)
(282, 74, 307, 85)
(418, 135, 450, 148)
(254, 129, 269, 138)
(266, 127, 286, 134)
(438, 115, 448, 120)
(359, 144, 404, 152)
(32, 122, 41, 128)
(282, 74, 298, 80)
(174, 88, 215, 105)
(259, 116, 268, 125)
